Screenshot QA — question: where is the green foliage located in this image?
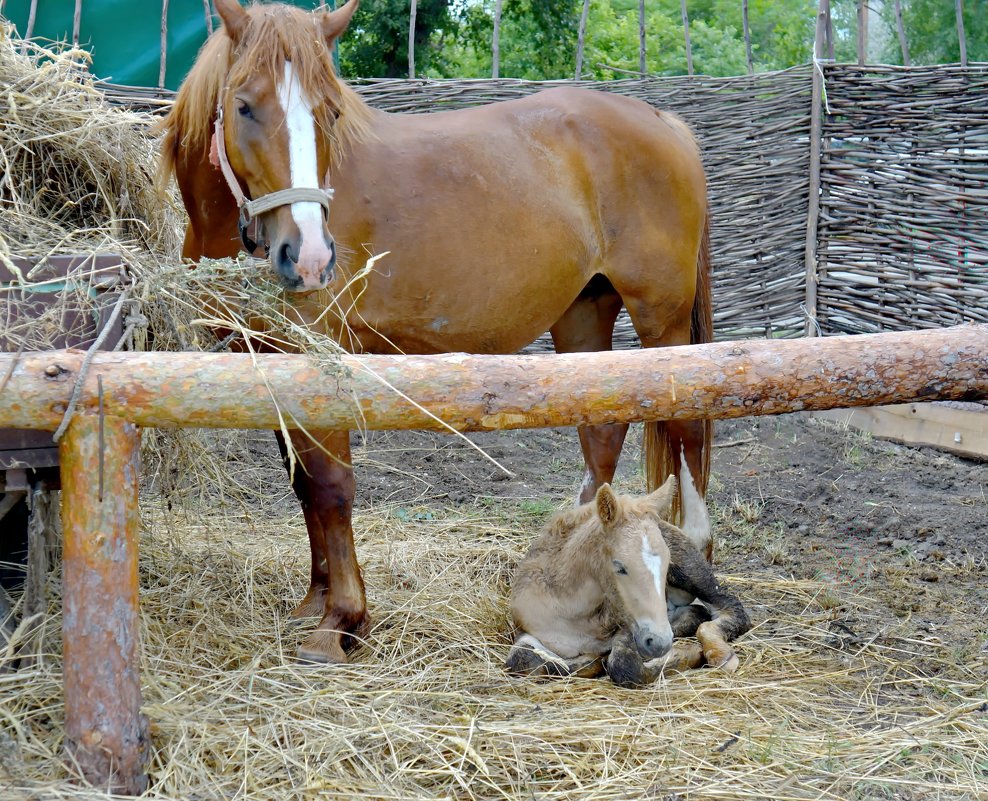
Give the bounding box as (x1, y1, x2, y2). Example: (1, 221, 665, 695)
(879, 0, 988, 65)
(339, 0, 988, 79)
(338, 0, 453, 78)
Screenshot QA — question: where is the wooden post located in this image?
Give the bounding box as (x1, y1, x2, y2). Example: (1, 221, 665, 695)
(955, 0, 967, 67)
(408, 0, 417, 78)
(680, 0, 693, 76)
(804, 0, 827, 336)
(894, 0, 910, 66)
(492, 0, 502, 79)
(575, 0, 591, 80)
(72, 0, 82, 46)
(158, 0, 169, 89)
(22, 0, 38, 52)
(742, 0, 754, 75)
(638, 0, 646, 76)
(824, 0, 834, 60)
(60, 414, 148, 795)
(856, 0, 867, 65)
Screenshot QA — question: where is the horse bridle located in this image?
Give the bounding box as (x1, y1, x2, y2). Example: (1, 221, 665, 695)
(212, 97, 335, 254)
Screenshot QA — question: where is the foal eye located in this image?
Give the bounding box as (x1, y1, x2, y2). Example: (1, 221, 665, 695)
(237, 102, 254, 119)
(612, 560, 628, 576)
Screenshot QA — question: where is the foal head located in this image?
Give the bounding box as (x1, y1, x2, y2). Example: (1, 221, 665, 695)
(595, 478, 678, 660)
(212, 0, 361, 291)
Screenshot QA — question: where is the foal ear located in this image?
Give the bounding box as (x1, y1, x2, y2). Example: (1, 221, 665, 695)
(214, 0, 248, 44)
(645, 475, 678, 521)
(595, 484, 621, 528)
(321, 0, 360, 45)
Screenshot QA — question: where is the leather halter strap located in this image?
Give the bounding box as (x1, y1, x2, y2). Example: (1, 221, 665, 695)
(212, 99, 334, 226)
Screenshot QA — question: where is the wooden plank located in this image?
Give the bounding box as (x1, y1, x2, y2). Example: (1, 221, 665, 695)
(812, 402, 988, 459)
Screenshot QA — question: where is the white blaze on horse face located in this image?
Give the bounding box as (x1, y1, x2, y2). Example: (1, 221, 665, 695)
(640, 532, 666, 601)
(277, 62, 330, 272)
(679, 446, 712, 556)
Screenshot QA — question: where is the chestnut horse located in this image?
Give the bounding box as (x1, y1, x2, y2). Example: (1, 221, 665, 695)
(158, 0, 713, 664)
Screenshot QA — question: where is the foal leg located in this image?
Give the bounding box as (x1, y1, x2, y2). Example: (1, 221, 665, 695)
(665, 529, 752, 673)
(606, 629, 704, 688)
(549, 276, 627, 504)
(505, 634, 605, 679)
(279, 429, 368, 664)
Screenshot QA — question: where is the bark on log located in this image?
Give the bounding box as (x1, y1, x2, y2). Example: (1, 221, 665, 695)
(60, 415, 148, 795)
(1, 325, 985, 434)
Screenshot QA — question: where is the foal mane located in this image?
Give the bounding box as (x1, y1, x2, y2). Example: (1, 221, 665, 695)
(157, 1, 372, 188)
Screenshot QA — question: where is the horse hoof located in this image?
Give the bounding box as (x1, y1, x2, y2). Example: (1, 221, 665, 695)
(713, 651, 740, 673)
(297, 631, 348, 665)
(288, 591, 327, 625)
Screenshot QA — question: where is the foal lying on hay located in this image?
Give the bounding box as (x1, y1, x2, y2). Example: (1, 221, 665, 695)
(506, 477, 751, 687)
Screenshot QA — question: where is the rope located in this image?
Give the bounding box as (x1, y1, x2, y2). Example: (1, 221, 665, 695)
(52, 288, 130, 443)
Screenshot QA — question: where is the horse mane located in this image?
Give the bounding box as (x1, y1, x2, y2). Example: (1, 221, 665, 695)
(157, 1, 372, 189)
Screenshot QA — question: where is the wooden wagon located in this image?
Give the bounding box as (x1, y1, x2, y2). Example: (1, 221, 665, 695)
(0, 253, 127, 649)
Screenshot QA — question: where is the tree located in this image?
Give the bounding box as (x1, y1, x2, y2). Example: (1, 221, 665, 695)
(339, 0, 453, 77)
(878, 0, 988, 65)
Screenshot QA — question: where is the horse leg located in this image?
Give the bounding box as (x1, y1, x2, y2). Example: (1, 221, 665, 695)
(549, 277, 627, 504)
(665, 528, 752, 673)
(279, 429, 368, 664)
(276, 431, 327, 621)
(618, 291, 714, 560)
(606, 629, 704, 687)
(505, 634, 606, 679)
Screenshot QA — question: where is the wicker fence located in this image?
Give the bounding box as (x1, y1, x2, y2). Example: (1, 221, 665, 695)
(104, 62, 988, 345)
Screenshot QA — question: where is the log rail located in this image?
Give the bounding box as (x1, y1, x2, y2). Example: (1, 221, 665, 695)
(1, 323, 985, 794)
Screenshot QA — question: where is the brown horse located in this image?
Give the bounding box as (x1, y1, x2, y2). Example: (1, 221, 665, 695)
(506, 477, 751, 687)
(158, 0, 713, 664)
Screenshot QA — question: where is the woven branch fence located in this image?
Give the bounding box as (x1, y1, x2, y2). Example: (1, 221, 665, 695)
(101, 63, 988, 348)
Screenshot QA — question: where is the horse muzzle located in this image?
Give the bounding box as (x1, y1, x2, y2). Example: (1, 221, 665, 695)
(631, 621, 674, 659)
(271, 230, 337, 292)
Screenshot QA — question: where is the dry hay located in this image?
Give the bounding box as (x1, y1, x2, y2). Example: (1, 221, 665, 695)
(0, 481, 985, 800)
(1, 22, 986, 801)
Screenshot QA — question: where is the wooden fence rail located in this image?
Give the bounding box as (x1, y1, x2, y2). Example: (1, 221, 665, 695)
(0, 323, 986, 793)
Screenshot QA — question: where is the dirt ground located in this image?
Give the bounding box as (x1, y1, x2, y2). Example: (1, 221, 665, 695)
(344, 413, 988, 671)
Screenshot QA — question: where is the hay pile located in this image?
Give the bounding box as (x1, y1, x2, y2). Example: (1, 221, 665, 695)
(2, 484, 986, 801)
(1, 23, 985, 801)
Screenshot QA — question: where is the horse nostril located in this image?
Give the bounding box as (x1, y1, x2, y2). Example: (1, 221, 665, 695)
(278, 240, 297, 268)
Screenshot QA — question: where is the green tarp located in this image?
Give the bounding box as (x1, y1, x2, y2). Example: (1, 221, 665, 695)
(2, 1, 322, 90)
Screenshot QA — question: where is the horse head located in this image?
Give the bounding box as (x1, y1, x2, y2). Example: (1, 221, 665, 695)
(596, 477, 679, 660)
(212, 0, 360, 291)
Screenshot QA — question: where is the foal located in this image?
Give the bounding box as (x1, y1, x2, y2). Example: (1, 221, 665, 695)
(506, 478, 750, 687)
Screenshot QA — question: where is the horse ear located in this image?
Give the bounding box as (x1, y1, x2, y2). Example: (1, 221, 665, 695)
(595, 484, 621, 528)
(214, 0, 248, 44)
(645, 475, 678, 521)
(321, 0, 359, 45)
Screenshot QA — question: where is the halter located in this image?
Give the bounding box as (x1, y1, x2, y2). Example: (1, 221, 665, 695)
(212, 97, 335, 253)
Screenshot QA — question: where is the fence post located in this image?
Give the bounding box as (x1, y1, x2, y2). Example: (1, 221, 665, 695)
(742, 0, 753, 75)
(60, 414, 148, 795)
(955, 0, 967, 67)
(804, 0, 827, 336)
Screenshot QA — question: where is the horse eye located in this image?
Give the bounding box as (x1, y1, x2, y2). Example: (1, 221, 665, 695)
(237, 102, 253, 119)
(612, 560, 628, 576)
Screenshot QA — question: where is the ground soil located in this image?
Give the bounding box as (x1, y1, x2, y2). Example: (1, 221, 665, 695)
(351, 414, 987, 566)
(347, 413, 988, 671)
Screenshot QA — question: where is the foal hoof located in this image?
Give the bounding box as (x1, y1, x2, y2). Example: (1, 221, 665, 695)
(707, 648, 740, 673)
(297, 630, 348, 665)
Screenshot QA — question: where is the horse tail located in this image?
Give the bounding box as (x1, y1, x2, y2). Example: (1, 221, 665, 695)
(644, 206, 713, 517)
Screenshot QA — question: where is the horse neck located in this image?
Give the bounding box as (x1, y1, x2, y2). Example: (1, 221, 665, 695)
(548, 518, 614, 605)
